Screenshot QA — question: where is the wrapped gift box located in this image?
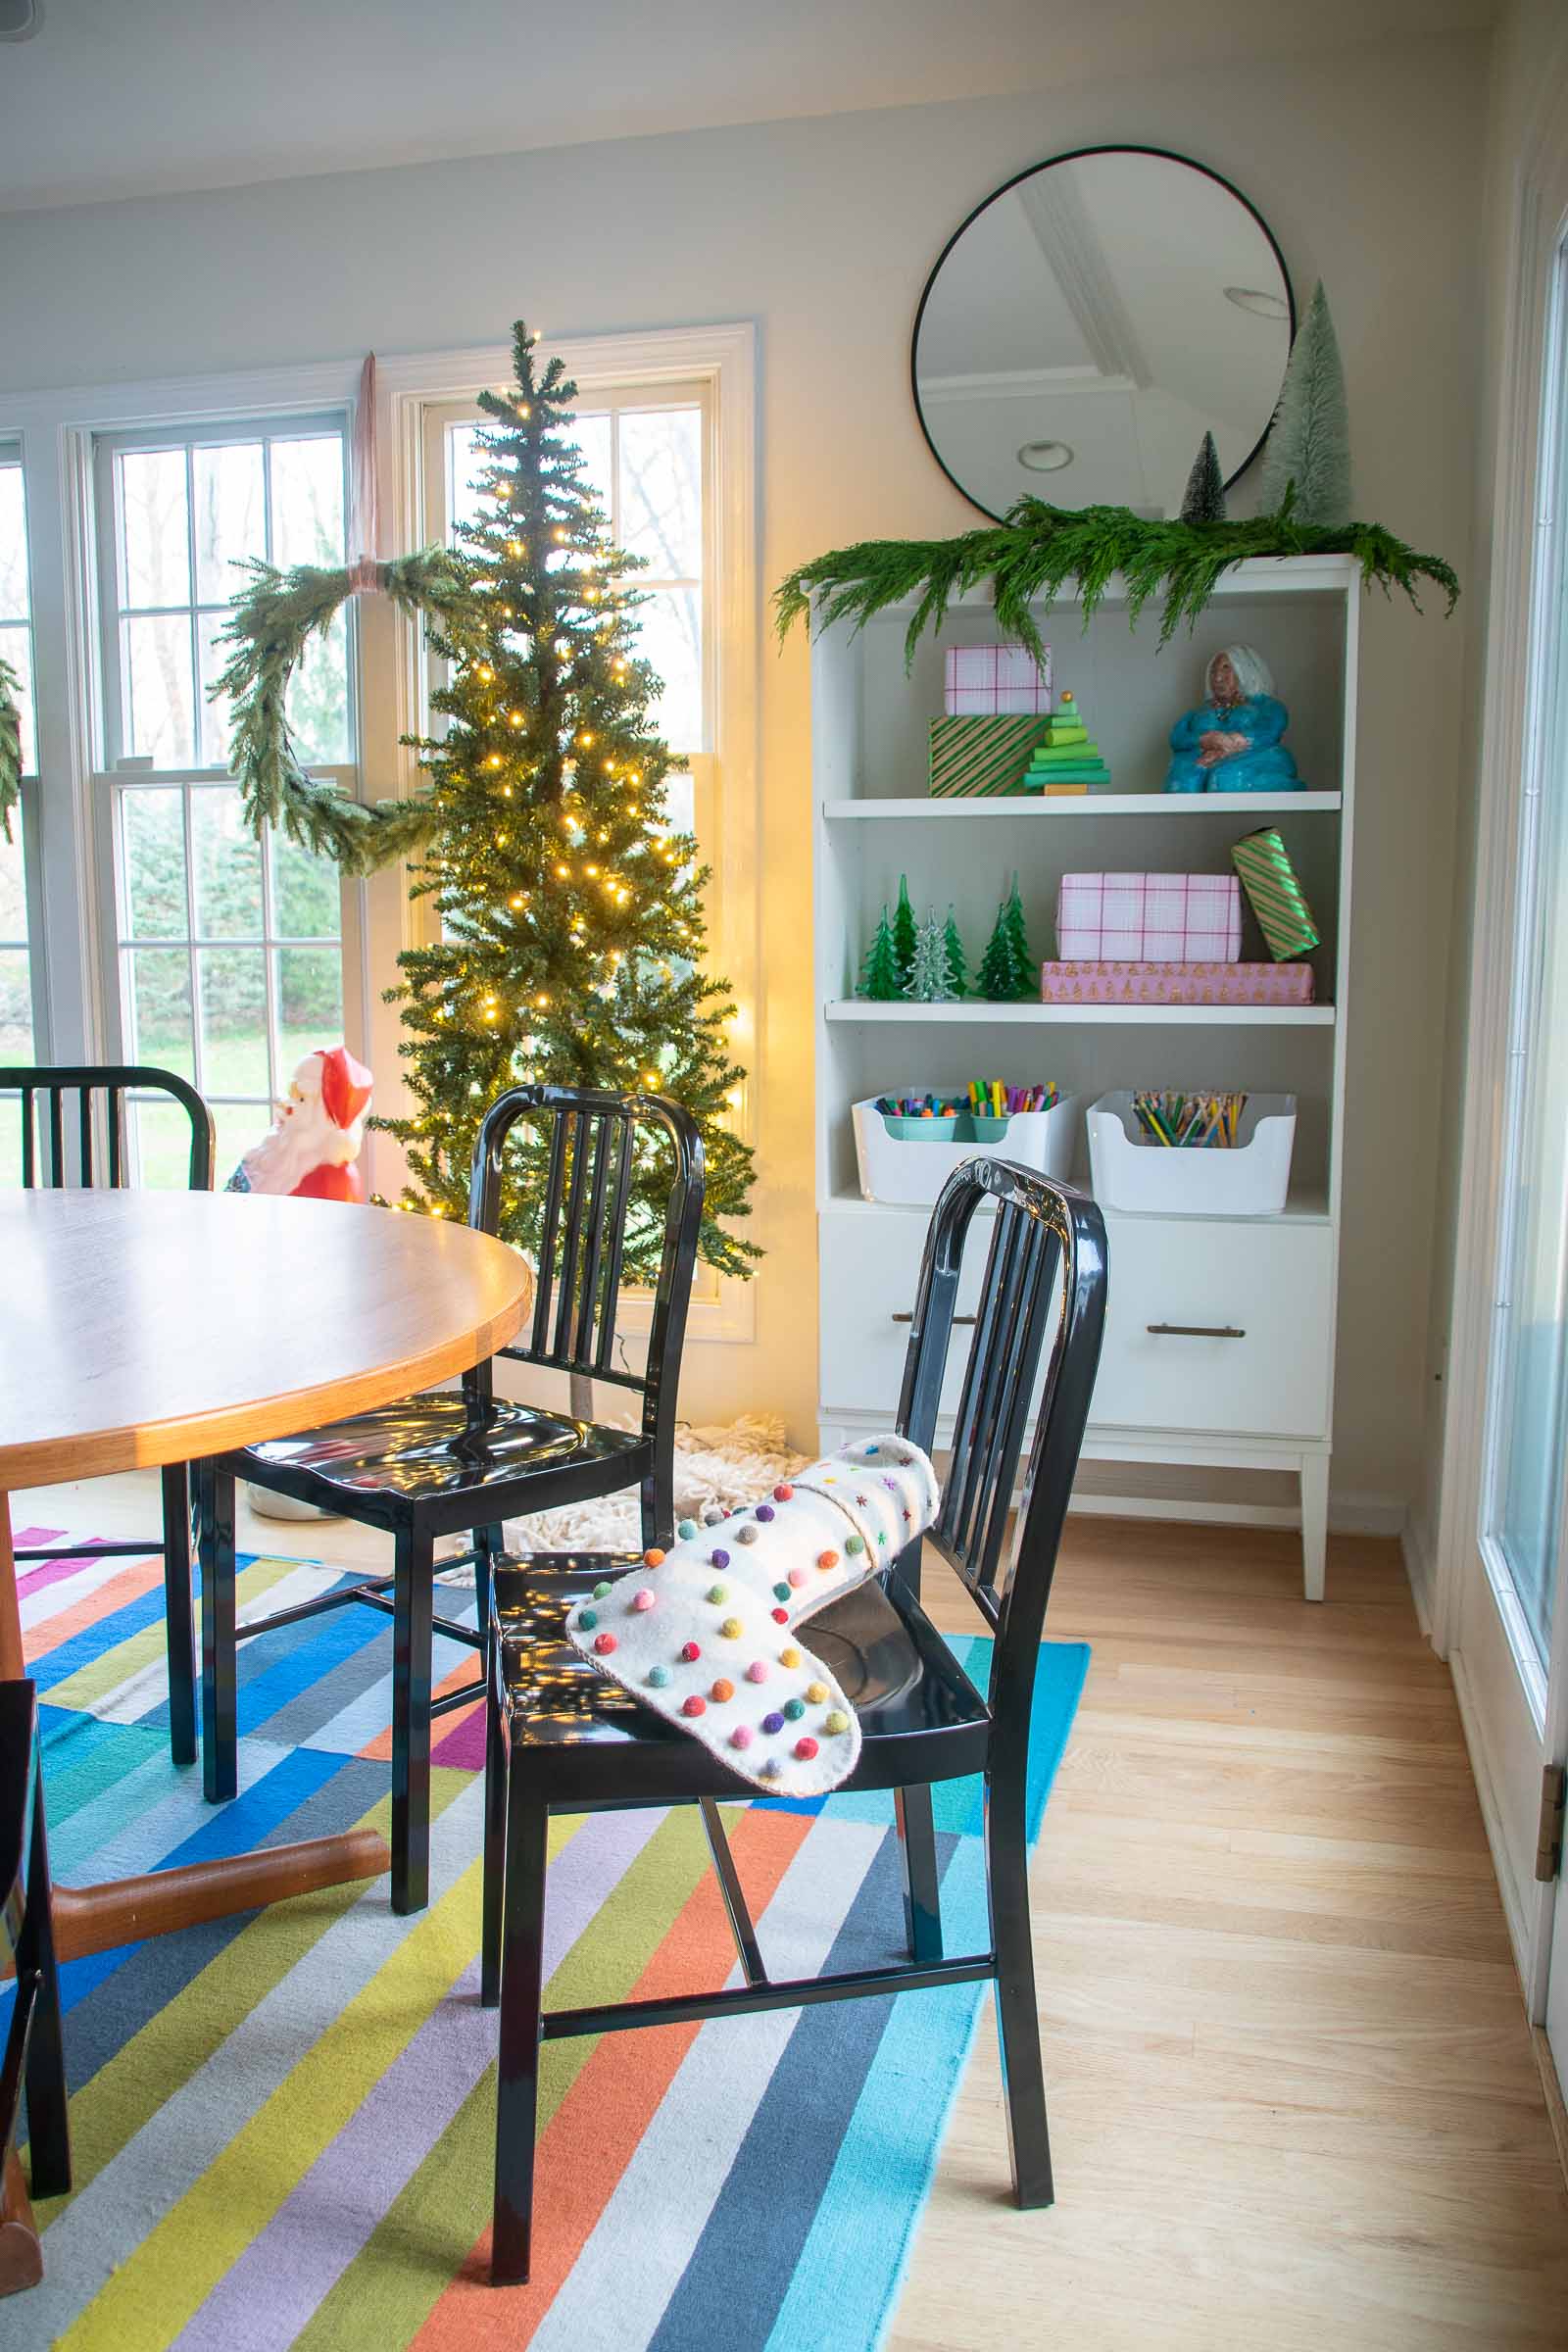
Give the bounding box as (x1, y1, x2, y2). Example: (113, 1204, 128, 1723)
(929, 714, 1048, 798)
(944, 642, 1052, 715)
(1039, 958, 1316, 1005)
(1056, 871, 1242, 960)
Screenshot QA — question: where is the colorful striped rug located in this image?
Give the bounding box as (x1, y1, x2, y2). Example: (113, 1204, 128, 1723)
(9, 1525, 1087, 2352)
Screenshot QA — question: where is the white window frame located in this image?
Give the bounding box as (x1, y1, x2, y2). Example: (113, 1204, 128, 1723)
(370, 325, 760, 1345)
(0, 438, 45, 1058)
(89, 413, 364, 1145)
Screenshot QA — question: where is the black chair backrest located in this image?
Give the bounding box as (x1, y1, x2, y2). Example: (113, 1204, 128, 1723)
(896, 1159, 1106, 1755)
(0, 1063, 214, 1192)
(466, 1086, 704, 1431)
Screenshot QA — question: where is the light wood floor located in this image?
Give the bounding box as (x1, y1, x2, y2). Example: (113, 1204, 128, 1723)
(19, 1479, 1568, 2348)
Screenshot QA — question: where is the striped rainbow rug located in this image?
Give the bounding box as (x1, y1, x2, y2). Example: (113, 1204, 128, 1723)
(9, 1525, 1087, 2352)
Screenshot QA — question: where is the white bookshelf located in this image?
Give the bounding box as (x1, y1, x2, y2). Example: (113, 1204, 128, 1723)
(810, 556, 1359, 1600)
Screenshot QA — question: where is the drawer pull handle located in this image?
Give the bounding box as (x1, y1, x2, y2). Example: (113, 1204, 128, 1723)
(891, 1311, 978, 1326)
(1147, 1321, 1247, 1340)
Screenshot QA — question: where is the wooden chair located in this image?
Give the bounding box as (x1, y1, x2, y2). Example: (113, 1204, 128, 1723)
(480, 1158, 1107, 2283)
(0, 1680, 71, 2298)
(1, 1065, 214, 1768)
(202, 1086, 704, 1914)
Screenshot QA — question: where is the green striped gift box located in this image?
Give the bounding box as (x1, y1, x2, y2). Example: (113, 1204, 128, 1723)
(929, 714, 1048, 798)
(1231, 825, 1321, 959)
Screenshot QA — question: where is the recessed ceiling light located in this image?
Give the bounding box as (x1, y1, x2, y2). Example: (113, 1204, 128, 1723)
(1017, 441, 1074, 473)
(1224, 285, 1288, 320)
(0, 0, 40, 37)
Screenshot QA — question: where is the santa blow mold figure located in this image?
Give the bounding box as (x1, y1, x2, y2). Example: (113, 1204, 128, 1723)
(226, 1047, 373, 1203)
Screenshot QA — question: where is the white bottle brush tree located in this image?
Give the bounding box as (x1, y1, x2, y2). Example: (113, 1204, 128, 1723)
(1259, 281, 1352, 528)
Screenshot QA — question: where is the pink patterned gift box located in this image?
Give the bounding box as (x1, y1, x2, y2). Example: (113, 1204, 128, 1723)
(944, 642, 1052, 715)
(1039, 959, 1316, 1004)
(1056, 871, 1242, 961)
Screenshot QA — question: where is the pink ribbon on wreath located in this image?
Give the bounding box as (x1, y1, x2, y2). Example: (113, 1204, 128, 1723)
(346, 354, 382, 594)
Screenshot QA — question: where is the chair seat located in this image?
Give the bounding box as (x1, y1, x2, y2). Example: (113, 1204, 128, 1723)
(490, 1555, 993, 1804)
(234, 1395, 650, 1516)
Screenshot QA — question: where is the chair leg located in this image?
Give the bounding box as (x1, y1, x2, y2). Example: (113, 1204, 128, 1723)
(481, 1681, 507, 2009)
(161, 1462, 198, 1770)
(390, 1525, 435, 1916)
(984, 1769, 1053, 2208)
(699, 1797, 767, 1985)
(894, 1785, 944, 1965)
(491, 1773, 549, 2286)
(20, 1770, 69, 2200)
(199, 1463, 239, 1804)
(475, 1522, 504, 1667)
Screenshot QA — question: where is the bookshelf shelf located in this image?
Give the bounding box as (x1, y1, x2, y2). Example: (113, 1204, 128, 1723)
(823, 1000, 1335, 1028)
(823, 792, 1343, 821)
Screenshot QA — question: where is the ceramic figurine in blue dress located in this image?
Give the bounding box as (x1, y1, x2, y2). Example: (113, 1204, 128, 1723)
(1163, 645, 1302, 793)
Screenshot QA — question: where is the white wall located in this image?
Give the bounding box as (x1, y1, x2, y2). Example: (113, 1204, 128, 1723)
(3, 36, 1486, 1502)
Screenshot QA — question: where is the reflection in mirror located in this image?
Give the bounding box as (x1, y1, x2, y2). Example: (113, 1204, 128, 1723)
(913, 148, 1293, 520)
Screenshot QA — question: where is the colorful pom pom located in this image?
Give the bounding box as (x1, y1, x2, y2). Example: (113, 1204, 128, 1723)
(710, 1677, 735, 1702)
(825, 1709, 851, 1735)
(736, 1525, 759, 1545)
(682, 1694, 706, 1718)
(773, 1582, 791, 1602)
(680, 1641, 701, 1663)
(788, 1567, 808, 1588)
(593, 1632, 617, 1655)
(795, 1736, 819, 1760)
(720, 1616, 744, 1639)
(746, 1661, 768, 1684)
(676, 1518, 698, 1541)
(578, 1608, 598, 1630)
(731, 1725, 754, 1750)
(807, 1681, 829, 1703)
(710, 1548, 730, 1569)
(592, 1582, 612, 1599)
(780, 1647, 802, 1669)
(784, 1697, 806, 1722)
(760, 1757, 781, 1778)
(755, 1503, 775, 1522)
(631, 1587, 656, 1612)
(648, 1665, 670, 1688)
(707, 1583, 727, 1604)
(771, 1606, 789, 1623)
(761, 1710, 785, 1734)
(773, 1483, 794, 1501)
(845, 1535, 864, 1556)
(643, 1547, 665, 1568)
(817, 1549, 839, 1571)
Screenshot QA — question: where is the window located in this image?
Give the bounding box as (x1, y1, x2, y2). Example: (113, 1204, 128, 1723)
(0, 446, 36, 1080)
(1483, 232, 1568, 1673)
(92, 417, 357, 1184)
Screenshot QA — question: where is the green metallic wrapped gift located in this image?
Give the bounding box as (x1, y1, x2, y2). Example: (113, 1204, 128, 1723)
(1231, 826, 1321, 960)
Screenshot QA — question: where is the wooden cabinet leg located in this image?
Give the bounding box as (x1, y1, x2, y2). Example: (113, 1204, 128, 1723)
(0, 2147, 43, 2297)
(1300, 1453, 1329, 1603)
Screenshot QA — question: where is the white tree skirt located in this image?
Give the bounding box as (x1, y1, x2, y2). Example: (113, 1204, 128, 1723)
(434, 1412, 809, 1583)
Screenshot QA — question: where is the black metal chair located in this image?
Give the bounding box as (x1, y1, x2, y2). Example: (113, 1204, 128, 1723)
(201, 1085, 705, 1916)
(480, 1158, 1107, 2285)
(1, 1065, 213, 1770)
(0, 1680, 71, 2297)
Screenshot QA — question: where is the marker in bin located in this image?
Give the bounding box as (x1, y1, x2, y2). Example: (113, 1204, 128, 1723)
(1131, 1090, 1247, 1148)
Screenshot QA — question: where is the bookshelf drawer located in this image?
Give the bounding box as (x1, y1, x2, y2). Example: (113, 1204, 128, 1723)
(818, 1204, 986, 1417)
(1091, 1216, 1334, 1440)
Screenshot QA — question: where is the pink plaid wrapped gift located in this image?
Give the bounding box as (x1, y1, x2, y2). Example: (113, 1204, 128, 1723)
(1055, 872, 1242, 961)
(944, 642, 1052, 715)
(1040, 959, 1315, 1005)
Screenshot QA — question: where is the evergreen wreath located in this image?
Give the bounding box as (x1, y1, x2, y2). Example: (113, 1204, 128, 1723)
(0, 653, 20, 843)
(774, 488, 1459, 668)
(208, 549, 481, 875)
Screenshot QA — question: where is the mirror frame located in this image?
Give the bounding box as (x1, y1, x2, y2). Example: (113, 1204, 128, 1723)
(910, 144, 1297, 522)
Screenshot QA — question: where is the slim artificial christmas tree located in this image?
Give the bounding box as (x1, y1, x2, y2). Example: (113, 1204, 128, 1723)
(1000, 873, 1032, 975)
(906, 909, 956, 1002)
(1179, 431, 1226, 524)
(381, 320, 757, 1278)
(942, 905, 969, 998)
(1258, 282, 1352, 527)
(891, 873, 919, 992)
(858, 906, 903, 1001)
(977, 893, 1035, 1002)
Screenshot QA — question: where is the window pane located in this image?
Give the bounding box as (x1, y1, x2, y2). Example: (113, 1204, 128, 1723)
(0, 626, 34, 775)
(212, 1100, 264, 1186)
(574, 413, 612, 519)
(633, 587, 703, 754)
(284, 609, 350, 766)
(270, 826, 341, 940)
(120, 447, 190, 608)
(124, 949, 194, 1078)
(122, 612, 195, 765)
(192, 788, 263, 938)
(0, 947, 31, 1062)
(662, 767, 696, 838)
(121, 788, 187, 938)
(0, 806, 26, 945)
(193, 440, 265, 604)
(277, 945, 344, 1056)
(270, 435, 345, 567)
(448, 424, 493, 537)
(197, 948, 270, 1096)
(129, 1098, 199, 1191)
(618, 408, 702, 575)
(197, 613, 238, 768)
(0, 466, 27, 618)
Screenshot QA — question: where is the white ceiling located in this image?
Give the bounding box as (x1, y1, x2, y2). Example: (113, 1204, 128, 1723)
(0, 0, 1499, 216)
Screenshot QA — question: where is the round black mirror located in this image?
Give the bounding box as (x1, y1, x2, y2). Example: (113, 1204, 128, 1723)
(912, 147, 1295, 520)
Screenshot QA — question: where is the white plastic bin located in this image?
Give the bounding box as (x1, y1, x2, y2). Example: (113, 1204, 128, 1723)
(852, 1095, 1080, 1207)
(1087, 1091, 1297, 1217)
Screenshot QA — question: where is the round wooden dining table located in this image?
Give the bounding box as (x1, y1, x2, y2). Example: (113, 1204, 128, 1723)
(0, 1187, 533, 1961)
